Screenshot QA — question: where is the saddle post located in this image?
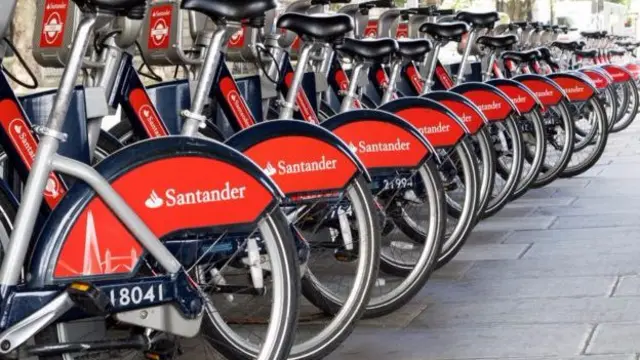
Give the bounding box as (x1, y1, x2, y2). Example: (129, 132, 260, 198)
(86, 16, 145, 160)
(279, 42, 314, 119)
(340, 61, 365, 112)
(421, 41, 443, 94)
(381, 57, 403, 104)
(456, 28, 477, 85)
(181, 21, 236, 136)
(483, 50, 497, 81)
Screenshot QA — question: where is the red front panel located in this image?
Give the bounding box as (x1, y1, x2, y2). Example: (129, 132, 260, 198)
(0, 99, 66, 208)
(456, 90, 513, 121)
(391, 107, 466, 148)
(364, 21, 378, 38)
(54, 156, 274, 278)
(518, 79, 564, 107)
(128, 88, 169, 138)
(625, 63, 640, 80)
(492, 62, 504, 78)
(244, 136, 357, 195)
(493, 84, 537, 113)
(435, 64, 455, 90)
(40, 0, 69, 48)
(405, 63, 424, 94)
(581, 70, 609, 89)
(549, 76, 594, 102)
(601, 64, 632, 83)
(332, 120, 429, 169)
(438, 99, 486, 135)
(219, 76, 257, 129)
(147, 4, 173, 50)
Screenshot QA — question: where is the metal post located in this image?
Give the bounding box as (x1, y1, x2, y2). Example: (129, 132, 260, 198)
(279, 43, 314, 119)
(456, 30, 477, 85)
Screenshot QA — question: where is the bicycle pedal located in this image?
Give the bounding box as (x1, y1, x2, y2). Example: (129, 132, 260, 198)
(66, 282, 112, 316)
(144, 339, 181, 360)
(334, 249, 358, 262)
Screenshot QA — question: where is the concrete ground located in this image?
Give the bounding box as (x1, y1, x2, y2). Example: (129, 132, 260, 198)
(326, 121, 640, 359)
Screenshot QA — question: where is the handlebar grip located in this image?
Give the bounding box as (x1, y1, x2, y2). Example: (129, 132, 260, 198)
(433, 9, 455, 16)
(310, 0, 351, 4)
(358, 0, 395, 9)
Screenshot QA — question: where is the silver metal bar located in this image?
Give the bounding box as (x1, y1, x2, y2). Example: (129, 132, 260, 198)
(339, 63, 364, 113)
(381, 60, 402, 104)
(0, 292, 75, 353)
(182, 26, 228, 136)
(0, 14, 97, 288)
(484, 52, 496, 81)
(46, 14, 98, 133)
(318, 45, 335, 104)
(87, 41, 124, 159)
(279, 43, 314, 119)
(422, 42, 442, 95)
(456, 30, 477, 85)
(50, 155, 182, 274)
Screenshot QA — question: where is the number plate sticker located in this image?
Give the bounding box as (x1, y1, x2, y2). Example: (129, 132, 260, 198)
(108, 283, 166, 308)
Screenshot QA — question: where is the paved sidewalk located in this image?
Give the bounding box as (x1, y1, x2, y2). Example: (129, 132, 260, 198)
(328, 121, 640, 360)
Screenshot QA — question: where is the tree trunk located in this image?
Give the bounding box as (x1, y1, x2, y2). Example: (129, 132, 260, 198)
(8, 0, 41, 92)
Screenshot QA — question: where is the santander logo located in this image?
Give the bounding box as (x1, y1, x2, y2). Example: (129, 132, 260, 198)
(534, 89, 554, 98)
(563, 85, 584, 94)
(419, 122, 451, 135)
(8, 119, 61, 199)
(349, 138, 411, 154)
(144, 182, 247, 209)
(477, 101, 502, 111)
(145, 190, 163, 209)
(511, 95, 527, 104)
(227, 90, 253, 129)
(459, 113, 473, 123)
(263, 156, 338, 177)
(138, 105, 164, 137)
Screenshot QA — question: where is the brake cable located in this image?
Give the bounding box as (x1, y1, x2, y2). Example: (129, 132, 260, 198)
(255, 44, 282, 85)
(1, 37, 39, 89)
(134, 40, 163, 82)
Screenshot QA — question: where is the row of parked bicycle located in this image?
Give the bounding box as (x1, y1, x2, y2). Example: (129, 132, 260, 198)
(0, 0, 636, 359)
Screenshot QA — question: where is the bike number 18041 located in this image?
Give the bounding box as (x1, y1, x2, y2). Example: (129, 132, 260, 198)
(110, 284, 164, 307)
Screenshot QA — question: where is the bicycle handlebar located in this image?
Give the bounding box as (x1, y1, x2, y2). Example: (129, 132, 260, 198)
(310, 0, 351, 5)
(358, 0, 395, 9)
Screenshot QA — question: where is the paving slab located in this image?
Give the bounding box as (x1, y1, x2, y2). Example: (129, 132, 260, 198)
(490, 206, 537, 218)
(461, 356, 635, 360)
(359, 302, 429, 328)
(464, 254, 640, 279)
(419, 276, 615, 303)
(465, 230, 512, 244)
(523, 238, 640, 258)
(432, 260, 475, 280)
(326, 325, 591, 360)
(550, 213, 640, 229)
(533, 205, 640, 216)
(573, 196, 640, 207)
(591, 164, 640, 179)
(452, 243, 531, 261)
(503, 226, 640, 244)
(410, 297, 640, 328)
(586, 324, 640, 354)
(475, 216, 557, 231)
(508, 196, 577, 207)
(611, 276, 640, 297)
